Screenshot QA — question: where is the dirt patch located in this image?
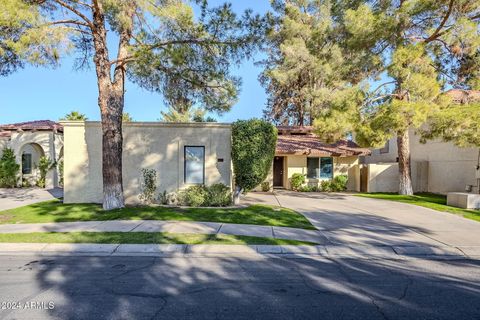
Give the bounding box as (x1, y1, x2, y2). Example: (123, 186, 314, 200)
(0, 213, 13, 223)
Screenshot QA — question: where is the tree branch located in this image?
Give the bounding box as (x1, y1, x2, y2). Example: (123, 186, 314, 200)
(47, 19, 91, 28)
(424, 0, 454, 43)
(52, 0, 94, 29)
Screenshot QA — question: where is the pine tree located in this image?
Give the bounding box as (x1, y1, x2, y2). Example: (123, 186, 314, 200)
(261, 0, 373, 126)
(2, 0, 265, 209)
(314, 0, 480, 195)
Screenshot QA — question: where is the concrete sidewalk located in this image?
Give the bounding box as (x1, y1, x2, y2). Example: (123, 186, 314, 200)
(0, 220, 326, 243)
(0, 188, 63, 210)
(0, 242, 478, 259)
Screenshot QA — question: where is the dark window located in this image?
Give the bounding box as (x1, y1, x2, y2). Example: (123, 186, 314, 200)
(307, 157, 319, 179)
(320, 157, 333, 179)
(22, 153, 32, 174)
(184, 146, 205, 184)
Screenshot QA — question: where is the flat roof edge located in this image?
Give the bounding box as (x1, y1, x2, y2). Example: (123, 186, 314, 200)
(60, 121, 232, 128)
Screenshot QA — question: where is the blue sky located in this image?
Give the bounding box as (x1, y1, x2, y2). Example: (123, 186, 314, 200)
(0, 0, 271, 124)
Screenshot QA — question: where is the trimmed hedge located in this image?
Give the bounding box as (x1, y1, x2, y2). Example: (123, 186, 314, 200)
(232, 119, 277, 192)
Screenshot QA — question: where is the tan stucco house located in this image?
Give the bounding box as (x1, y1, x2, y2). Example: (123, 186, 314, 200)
(62, 121, 232, 204)
(266, 126, 370, 191)
(61, 122, 369, 204)
(361, 89, 480, 194)
(0, 120, 64, 188)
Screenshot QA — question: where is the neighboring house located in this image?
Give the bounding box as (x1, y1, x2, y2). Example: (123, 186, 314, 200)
(62, 121, 232, 204)
(0, 120, 64, 188)
(266, 126, 370, 191)
(362, 89, 480, 194)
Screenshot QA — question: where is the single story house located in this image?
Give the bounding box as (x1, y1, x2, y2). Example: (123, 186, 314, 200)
(0, 120, 64, 188)
(362, 89, 480, 194)
(62, 122, 369, 204)
(62, 121, 232, 204)
(264, 126, 371, 191)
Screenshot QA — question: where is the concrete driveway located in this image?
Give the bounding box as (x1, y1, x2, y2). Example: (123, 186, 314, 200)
(0, 188, 63, 211)
(243, 191, 480, 250)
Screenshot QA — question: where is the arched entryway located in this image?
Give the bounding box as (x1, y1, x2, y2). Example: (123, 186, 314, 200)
(19, 142, 45, 186)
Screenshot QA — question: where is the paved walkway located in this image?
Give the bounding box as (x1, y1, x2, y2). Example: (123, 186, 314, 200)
(0, 188, 63, 210)
(0, 220, 324, 243)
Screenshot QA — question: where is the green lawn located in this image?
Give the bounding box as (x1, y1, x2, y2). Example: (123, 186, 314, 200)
(0, 232, 316, 245)
(0, 200, 315, 229)
(356, 192, 480, 222)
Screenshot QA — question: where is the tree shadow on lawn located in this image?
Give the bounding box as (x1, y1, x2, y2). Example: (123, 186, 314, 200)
(1, 254, 479, 319)
(1, 200, 316, 229)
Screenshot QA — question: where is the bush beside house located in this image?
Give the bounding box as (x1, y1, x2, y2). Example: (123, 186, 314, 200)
(139, 168, 232, 207)
(179, 184, 233, 207)
(36, 156, 55, 188)
(0, 148, 20, 188)
(231, 119, 277, 201)
(290, 173, 305, 191)
(289, 174, 349, 192)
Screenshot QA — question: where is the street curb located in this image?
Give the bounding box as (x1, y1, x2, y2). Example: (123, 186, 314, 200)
(0, 243, 478, 259)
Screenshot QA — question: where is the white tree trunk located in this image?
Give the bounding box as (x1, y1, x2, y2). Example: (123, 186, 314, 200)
(233, 186, 242, 205)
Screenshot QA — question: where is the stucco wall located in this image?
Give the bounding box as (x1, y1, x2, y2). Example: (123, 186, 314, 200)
(362, 128, 479, 194)
(409, 131, 478, 194)
(63, 121, 232, 204)
(366, 163, 399, 193)
(1, 131, 63, 188)
(364, 161, 429, 193)
(362, 139, 398, 164)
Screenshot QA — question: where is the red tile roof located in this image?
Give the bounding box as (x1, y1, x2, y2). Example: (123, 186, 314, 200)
(445, 89, 480, 104)
(276, 129, 371, 157)
(0, 120, 63, 132)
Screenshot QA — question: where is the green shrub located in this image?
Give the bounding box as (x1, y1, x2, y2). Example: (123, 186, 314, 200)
(139, 169, 157, 204)
(179, 185, 208, 207)
(261, 181, 271, 192)
(0, 148, 20, 188)
(22, 178, 32, 188)
(36, 156, 55, 188)
(232, 119, 277, 192)
(179, 184, 232, 207)
(331, 175, 348, 191)
(290, 173, 305, 191)
(320, 180, 332, 192)
(158, 190, 168, 205)
(206, 183, 232, 207)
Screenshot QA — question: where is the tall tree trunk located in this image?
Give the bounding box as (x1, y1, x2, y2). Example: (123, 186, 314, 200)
(397, 130, 414, 195)
(91, 0, 129, 210)
(99, 86, 125, 210)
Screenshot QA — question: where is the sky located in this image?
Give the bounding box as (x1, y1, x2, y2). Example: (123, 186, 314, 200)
(0, 0, 272, 124)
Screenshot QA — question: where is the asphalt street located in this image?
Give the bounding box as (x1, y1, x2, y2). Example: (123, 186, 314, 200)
(0, 254, 479, 320)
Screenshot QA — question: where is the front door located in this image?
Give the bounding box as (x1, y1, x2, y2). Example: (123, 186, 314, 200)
(273, 156, 284, 187)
